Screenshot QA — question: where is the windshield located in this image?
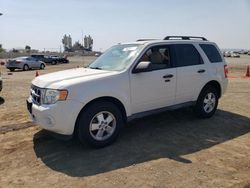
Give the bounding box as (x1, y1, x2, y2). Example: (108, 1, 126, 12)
(88, 44, 143, 71)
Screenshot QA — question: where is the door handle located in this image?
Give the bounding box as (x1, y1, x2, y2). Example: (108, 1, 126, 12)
(197, 69, 206, 73)
(163, 74, 173, 78)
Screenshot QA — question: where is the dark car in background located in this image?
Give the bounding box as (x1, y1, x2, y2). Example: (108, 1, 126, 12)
(31, 54, 57, 65)
(51, 55, 69, 64)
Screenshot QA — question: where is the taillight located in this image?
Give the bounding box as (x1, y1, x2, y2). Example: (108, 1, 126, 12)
(15, 61, 21, 64)
(224, 65, 228, 78)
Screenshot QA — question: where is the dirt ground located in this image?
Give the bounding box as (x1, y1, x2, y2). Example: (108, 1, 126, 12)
(0, 55, 250, 188)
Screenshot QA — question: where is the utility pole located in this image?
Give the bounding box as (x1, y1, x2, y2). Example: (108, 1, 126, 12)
(81, 30, 84, 46)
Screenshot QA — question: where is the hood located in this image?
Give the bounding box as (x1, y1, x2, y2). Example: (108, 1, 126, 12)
(32, 68, 115, 88)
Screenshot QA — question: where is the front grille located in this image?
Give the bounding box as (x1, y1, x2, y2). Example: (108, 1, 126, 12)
(30, 85, 42, 105)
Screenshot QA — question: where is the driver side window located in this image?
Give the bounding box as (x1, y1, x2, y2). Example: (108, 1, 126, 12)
(139, 45, 172, 71)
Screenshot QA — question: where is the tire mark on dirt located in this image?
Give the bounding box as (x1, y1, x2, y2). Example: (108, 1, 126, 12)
(0, 122, 35, 134)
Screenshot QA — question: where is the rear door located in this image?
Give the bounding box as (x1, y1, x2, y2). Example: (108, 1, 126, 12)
(173, 43, 208, 103)
(26, 57, 35, 68)
(24, 57, 34, 68)
(31, 57, 40, 68)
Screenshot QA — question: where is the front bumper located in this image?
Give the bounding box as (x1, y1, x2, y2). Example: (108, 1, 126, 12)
(27, 97, 83, 136)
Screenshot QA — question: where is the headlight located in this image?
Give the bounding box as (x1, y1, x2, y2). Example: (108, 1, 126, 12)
(43, 89, 68, 104)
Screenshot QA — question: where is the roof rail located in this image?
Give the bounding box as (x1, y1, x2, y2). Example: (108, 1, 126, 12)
(136, 39, 158, 42)
(164, 36, 207, 41)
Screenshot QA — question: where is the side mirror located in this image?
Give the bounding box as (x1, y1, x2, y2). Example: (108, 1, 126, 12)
(132, 61, 152, 73)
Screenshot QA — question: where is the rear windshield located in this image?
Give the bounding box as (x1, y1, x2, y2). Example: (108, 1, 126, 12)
(200, 44, 222, 63)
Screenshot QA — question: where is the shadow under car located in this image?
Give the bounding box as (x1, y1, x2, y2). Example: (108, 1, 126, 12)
(33, 109, 250, 177)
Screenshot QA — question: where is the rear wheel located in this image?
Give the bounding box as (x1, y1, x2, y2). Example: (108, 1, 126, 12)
(194, 86, 218, 118)
(51, 61, 57, 65)
(9, 68, 15, 72)
(40, 63, 45, 70)
(77, 101, 123, 148)
(23, 64, 29, 71)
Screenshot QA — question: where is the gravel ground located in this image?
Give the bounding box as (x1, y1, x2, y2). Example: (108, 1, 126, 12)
(0, 55, 249, 188)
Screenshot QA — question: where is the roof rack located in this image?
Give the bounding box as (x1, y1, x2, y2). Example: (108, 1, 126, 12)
(136, 39, 158, 42)
(164, 36, 207, 41)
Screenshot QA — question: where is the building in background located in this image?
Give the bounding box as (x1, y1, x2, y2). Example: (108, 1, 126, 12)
(84, 35, 93, 51)
(62, 34, 93, 52)
(72, 41, 84, 52)
(62, 35, 72, 52)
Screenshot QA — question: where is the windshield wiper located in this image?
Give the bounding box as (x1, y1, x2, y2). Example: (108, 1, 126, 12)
(88, 66, 103, 70)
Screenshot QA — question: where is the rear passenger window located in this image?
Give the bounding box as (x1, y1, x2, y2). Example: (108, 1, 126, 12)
(174, 44, 203, 67)
(200, 44, 222, 63)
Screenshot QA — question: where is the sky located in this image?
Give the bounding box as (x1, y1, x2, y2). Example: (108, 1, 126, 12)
(0, 0, 250, 52)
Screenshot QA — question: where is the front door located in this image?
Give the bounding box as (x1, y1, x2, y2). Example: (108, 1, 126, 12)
(130, 45, 177, 114)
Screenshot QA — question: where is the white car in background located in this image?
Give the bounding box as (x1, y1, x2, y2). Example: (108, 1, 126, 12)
(27, 36, 228, 148)
(6, 56, 46, 72)
(231, 53, 240, 58)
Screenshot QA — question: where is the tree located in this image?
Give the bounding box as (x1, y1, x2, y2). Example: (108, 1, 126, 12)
(0, 44, 5, 53)
(12, 48, 19, 53)
(25, 45, 31, 52)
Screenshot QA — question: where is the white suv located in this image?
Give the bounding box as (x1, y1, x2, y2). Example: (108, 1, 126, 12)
(27, 36, 228, 147)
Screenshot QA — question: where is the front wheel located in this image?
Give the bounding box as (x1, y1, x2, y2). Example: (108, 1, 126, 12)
(194, 86, 218, 118)
(77, 101, 123, 148)
(51, 61, 57, 65)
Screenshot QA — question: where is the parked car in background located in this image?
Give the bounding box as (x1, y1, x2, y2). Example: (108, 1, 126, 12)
(231, 53, 240, 58)
(6, 57, 45, 71)
(248, 51, 250, 55)
(51, 55, 69, 64)
(223, 51, 240, 58)
(31, 54, 57, 65)
(95, 52, 102, 57)
(223, 51, 231, 57)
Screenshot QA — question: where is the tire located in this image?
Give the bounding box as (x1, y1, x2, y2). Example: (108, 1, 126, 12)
(194, 86, 219, 118)
(9, 68, 15, 72)
(23, 64, 29, 71)
(40, 63, 45, 70)
(77, 101, 123, 148)
(51, 61, 57, 65)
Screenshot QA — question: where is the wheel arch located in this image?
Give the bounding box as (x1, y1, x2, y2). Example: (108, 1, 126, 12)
(74, 96, 127, 135)
(201, 80, 222, 98)
(23, 64, 29, 70)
